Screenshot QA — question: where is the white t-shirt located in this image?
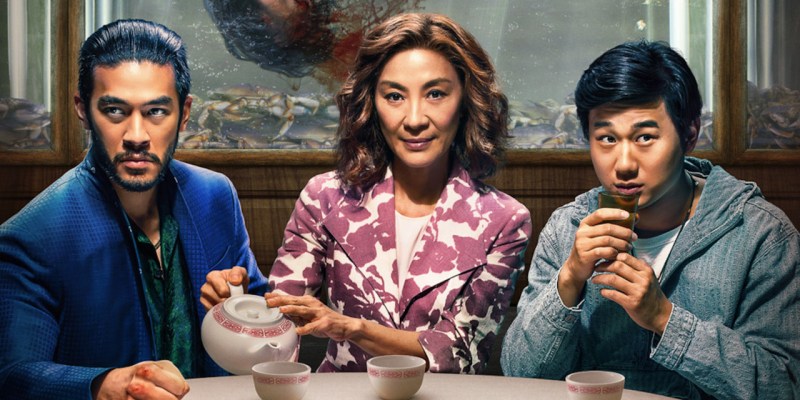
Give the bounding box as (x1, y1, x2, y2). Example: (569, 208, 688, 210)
(395, 211, 431, 293)
(632, 222, 686, 279)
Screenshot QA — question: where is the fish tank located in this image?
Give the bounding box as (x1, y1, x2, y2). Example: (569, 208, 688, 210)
(745, 0, 800, 149)
(0, 0, 52, 151)
(74, 0, 718, 152)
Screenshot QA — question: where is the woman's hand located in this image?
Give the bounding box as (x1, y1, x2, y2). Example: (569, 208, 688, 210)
(265, 293, 363, 340)
(266, 293, 427, 360)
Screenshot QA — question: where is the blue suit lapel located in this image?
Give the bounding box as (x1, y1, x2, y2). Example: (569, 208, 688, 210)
(167, 167, 209, 313)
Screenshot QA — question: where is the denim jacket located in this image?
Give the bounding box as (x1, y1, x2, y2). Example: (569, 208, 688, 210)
(501, 157, 799, 399)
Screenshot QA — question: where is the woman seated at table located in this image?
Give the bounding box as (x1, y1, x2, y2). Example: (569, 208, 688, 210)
(266, 13, 532, 374)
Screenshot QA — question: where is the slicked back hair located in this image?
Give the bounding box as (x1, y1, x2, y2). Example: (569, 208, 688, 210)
(78, 19, 191, 111)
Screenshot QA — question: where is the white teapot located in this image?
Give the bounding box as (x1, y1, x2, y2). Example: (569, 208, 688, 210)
(201, 284, 299, 375)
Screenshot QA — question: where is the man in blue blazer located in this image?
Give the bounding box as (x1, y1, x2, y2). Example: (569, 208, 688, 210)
(0, 19, 267, 399)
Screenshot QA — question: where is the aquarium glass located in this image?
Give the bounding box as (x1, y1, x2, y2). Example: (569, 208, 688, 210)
(85, 0, 716, 150)
(0, 0, 53, 150)
(746, 0, 800, 150)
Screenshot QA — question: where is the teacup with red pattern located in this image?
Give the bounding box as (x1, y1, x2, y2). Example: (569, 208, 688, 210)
(367, 355, 426, 400)
(565, 370, 625, 400)
(252, 361, 311, 400)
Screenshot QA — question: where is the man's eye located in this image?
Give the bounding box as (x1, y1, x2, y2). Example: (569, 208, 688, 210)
(597, 135, 616, 144)
(636, 134, 655, 143)
(103, 107, 125, 116)
(148, 108, 168, 117)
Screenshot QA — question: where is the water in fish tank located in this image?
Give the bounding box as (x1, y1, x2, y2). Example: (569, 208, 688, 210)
(745, 1, 800, 150)
(0, 0, 52, 150)
(3, 0, 721, 151)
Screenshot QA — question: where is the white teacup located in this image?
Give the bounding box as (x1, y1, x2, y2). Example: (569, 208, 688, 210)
(565, 370, 625, 400)
(367, 355, 426, 400)
(251, 361, 311, 400)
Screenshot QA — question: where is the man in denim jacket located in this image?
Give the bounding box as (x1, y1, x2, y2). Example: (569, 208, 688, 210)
(501, 40, 799, 399)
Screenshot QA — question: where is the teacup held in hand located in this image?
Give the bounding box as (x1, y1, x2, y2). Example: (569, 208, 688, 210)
(598, 191, 640, 229)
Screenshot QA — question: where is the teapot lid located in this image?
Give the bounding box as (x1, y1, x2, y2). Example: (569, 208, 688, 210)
(222, 294, 283, 326)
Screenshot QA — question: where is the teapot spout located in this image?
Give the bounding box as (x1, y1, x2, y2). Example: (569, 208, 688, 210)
(250, 341, 281, 354)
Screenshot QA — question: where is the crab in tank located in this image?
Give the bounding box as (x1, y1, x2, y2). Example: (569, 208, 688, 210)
(0, 97, 52, 150)
(508, 98, 585, 149)
(747, 83, 800, 149)
(183, 84, 334, 149)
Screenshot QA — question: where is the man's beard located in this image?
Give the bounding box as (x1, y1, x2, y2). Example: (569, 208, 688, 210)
(89, 123, 177, 193)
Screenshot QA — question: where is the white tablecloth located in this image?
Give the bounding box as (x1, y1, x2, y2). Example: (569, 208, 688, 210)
(185, 372, 676, 399)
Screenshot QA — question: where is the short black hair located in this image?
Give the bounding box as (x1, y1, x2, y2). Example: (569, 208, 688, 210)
(78, 19, 191, 110)
(574, 40, 702, 148)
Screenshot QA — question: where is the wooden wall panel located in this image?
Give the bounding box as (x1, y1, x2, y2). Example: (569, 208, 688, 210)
(2, 162, 798, 304)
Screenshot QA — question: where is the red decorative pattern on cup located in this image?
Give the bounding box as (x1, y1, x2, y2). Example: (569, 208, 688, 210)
(567, 384, 623, 394)
(212, 305, 293, 337)
(368, 369, 423, 379)
(255, 375, 309, 385)
(604, 386, 623, 394)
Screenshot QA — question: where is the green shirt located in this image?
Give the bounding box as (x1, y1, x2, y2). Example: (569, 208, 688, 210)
(132, 194, 200, 378)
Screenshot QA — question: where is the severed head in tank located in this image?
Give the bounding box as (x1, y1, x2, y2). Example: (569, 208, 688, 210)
(204, 0, 421, 87)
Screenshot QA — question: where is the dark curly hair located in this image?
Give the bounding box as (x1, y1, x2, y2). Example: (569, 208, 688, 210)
(334, 13, 509, 192)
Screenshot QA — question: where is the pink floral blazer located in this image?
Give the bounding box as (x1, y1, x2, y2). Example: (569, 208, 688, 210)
(268, 164, 531, 373)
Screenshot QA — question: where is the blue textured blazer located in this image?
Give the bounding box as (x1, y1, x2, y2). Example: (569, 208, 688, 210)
(0, 151, 268, 399)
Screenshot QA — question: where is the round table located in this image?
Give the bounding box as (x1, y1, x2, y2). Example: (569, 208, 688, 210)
(185, 372, 676, 399)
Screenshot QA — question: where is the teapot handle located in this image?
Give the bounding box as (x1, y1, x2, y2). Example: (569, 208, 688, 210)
(227, 282, 244, 297)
